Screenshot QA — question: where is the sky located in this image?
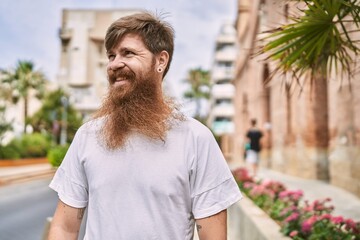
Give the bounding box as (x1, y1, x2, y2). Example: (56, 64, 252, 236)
(0, 0, 237, 113)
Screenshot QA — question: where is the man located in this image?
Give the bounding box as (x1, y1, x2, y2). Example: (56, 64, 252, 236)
(245, 119, 263, 177)
(48, 11, 242, 240)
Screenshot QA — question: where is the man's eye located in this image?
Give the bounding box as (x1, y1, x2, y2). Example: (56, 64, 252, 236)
(125, 51, 135, 56)
(107, 54, 115, 60)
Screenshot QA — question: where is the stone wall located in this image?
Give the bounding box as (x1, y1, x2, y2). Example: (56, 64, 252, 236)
(234, 0, 360, 197)
(228, 198, 290, 240)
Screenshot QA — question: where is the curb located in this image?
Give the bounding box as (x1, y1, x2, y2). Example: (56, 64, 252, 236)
(0, 168, 56, 186)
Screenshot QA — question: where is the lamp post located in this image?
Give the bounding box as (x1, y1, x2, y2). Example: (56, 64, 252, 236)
(60, 96, 68, 146)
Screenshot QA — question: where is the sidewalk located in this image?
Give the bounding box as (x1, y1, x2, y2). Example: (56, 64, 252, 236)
(0, 163, 55, 186)
(257, 167, 360, 221)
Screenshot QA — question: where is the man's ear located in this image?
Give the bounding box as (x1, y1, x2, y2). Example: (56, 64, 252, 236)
(157, 50, 169, 70)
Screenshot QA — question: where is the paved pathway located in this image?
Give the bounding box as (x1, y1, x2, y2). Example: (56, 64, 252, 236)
(0, 178, 58, 240)
(0, 163, 55, 186)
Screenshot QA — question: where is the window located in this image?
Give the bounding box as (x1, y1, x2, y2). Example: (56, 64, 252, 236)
(214, 117, 232, 122)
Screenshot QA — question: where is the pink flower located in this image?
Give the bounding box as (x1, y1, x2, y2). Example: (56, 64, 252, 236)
(345, 218, 356, 228)
(344, 218, 356, 231)
(285, 212, 300, 222)
(301, 222, 312, 233)
(280, 206, 298, 217)
(303, 199, 334, 214)
(301, 215, 318, 233)
(320, 214, 332, 220)
(331, 216, 344, 224)
(232, 167, 254, 182)
(243, 182, 255, 189)
(279, 190, 303, 202)
(289, 230, 298, 237)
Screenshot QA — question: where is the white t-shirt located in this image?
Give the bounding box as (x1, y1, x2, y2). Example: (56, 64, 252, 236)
(50, 117, 242, 240)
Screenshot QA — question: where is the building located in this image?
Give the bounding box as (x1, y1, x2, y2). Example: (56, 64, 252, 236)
(57, 9, 140, 120)
(233, 0, 360, 197)
(208, 21, 237, 136)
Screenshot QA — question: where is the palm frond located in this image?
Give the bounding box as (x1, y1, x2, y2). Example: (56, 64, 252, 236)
(260, 0, 360, 83)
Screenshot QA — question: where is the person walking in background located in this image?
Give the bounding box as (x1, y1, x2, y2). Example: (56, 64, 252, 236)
(47, 11, 242, 240)
(245, 118, 263, 177)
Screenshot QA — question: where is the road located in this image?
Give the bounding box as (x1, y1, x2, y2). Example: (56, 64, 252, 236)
(0, 178, 58, 240)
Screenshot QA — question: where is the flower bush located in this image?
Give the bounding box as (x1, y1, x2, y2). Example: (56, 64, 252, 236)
(232, 167, 360, 240)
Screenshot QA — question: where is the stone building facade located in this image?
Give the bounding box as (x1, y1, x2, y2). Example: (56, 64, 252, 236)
(233, 0, 360, 197)
(57, 9, 140, 120)
(208, 21, 237, 136)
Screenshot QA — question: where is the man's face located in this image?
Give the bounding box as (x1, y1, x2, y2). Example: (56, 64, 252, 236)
(106, 33, 158, 99)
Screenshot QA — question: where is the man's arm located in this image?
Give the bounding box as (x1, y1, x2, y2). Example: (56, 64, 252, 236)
(195, 209, 227, 240)
(48, 200, 85, 240)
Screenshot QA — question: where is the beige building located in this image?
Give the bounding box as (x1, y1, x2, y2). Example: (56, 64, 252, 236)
(208, 21, 237, 136)
(233, 0, 360, 197)
(57, 9, 140, 120)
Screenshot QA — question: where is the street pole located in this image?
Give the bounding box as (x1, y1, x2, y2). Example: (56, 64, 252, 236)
(60, 96, 68, 146)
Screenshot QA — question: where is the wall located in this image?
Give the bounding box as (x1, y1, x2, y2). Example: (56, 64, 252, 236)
(228, 198, 290, 240)
(234, 0, 360, 197)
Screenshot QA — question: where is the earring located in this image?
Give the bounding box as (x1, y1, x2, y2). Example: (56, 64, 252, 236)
(157, 68, 163, 73)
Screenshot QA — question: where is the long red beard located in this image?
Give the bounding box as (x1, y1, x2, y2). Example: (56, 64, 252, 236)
(93, 76, 183, 150)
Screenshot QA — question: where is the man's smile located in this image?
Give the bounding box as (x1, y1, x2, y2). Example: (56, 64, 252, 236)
(113, 78, 130, 87)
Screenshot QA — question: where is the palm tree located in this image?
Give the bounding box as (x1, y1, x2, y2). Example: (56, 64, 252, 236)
(28, 89, 83, 145)
(0, 106, 12, 144)
(1, 60, 47, 133)
(262, 0, 360, 142)
(0, 73, 13, 144)
(259, 0, 360, 179)
(183, 68, 211, 121)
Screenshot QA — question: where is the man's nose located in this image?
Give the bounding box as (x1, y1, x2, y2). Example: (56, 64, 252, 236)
(108, 56, 126, 70)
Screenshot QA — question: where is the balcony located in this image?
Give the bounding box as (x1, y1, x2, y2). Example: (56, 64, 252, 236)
(210, 104, 234, 118)
(216, 35, 236, 44)
(211, 67, 235, 81)
(214, 50, 237, 62)
(58, 28, 72, 40)
(211, 84, 235, 99)
(211, 121, 235, 135)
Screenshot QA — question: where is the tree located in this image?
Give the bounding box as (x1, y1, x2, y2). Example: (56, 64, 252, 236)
(257, 0, 360, 180)
(0, 60, 47, 133)
(28, 89, 83, 145)
(262, 1, 360, 77)
(260, 0, 360, 146)
(0, 106, 12, 144)
(183, 67, 211, 121)
(0, 76, 12, 143)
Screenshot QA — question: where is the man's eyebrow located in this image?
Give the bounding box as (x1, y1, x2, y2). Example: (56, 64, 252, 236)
(121, 46, 138, 52)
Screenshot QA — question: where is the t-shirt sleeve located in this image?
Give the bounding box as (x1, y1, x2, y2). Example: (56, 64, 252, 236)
(49, 128, 89, 208)
(189, 124, 242, 219)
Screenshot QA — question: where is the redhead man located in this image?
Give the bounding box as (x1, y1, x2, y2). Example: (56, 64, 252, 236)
(48, 11, 242, 240)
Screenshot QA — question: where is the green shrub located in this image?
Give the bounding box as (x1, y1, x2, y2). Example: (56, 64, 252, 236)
(5, 138, 23, 156)
(0, 145, 21, 159)
(1, 133, 51, 159)
(47, 145, 69, 167)
(18, 133, 51, 157)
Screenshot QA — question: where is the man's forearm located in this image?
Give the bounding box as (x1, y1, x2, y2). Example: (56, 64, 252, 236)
(196, 210, 227, 240)
(48, 201, 84, 240)
(48, 225, 79, 240)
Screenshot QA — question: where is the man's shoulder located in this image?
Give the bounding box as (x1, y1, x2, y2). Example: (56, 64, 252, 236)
(175, 116, 204, 129)
(77, 118, 104, 134)
(173, 116, 213, 138)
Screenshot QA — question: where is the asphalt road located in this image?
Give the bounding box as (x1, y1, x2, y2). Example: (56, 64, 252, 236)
(0, 178, 58, 240)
